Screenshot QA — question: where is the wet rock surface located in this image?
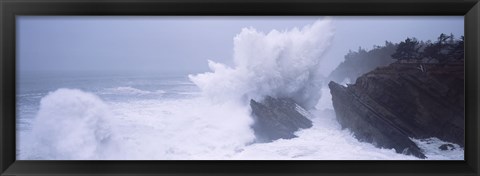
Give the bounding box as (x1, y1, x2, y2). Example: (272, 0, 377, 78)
(329, 62, 464, 158)
(439, 144, 456, 151)
(250, 96, 313, 142)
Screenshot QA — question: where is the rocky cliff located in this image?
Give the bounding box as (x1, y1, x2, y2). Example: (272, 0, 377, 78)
(329, 62, 464, 158)
(250, 96, 313, 142)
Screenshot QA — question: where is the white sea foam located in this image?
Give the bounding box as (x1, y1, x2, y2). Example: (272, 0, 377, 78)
(232, 109, 419, 160)
(189, 18, 334, 109)
(19, 18, 464, 160)
(24, 89, 116, 159)
(101, 86, 165, 95)
(21, 89, 255, 160)
(20, 87, 463, 160)
(315, 86, 334, 110)
(105, 98, 255, 159)
(340, 78, 352, 86)
(411, 137, 464, 160)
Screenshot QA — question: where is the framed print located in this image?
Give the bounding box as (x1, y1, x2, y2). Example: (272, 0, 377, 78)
(1, 0, 479, 175)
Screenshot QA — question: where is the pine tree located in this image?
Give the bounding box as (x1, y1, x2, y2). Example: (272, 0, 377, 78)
(391, 38, 421, 62)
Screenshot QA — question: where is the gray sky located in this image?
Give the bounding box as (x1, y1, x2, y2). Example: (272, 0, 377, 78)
(17, 16, 464, 75)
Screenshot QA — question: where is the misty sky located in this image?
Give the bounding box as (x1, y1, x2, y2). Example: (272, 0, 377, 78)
(17, 16, 464, 76)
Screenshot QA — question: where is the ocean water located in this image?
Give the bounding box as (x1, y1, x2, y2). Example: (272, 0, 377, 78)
(16, 71, 464, 160)
(16, 19, 463, 160)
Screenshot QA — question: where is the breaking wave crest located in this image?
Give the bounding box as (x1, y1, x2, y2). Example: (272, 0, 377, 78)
(101, 86, 166, 95)
(189, 18, 334, 109)
(24, 89, 115, 159)
(19, 19, 462, 160)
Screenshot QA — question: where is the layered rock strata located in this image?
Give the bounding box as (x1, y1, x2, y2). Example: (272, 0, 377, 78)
(329, 62, 464, 158)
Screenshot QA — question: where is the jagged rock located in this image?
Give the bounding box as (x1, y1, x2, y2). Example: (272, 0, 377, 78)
(328, 62, 464, 158)
(250, 96, 313, 142)
(329, 81, 426, 158)
(439, 144, 455, 151)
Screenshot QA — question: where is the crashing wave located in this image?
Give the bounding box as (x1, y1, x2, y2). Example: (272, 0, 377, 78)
(26, 89, 114, 159)
(189, 18, 334, 109)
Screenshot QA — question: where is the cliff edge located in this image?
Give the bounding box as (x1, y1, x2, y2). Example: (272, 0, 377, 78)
(329, 62, 464, 158)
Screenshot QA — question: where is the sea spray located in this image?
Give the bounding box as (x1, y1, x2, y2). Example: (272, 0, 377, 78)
(21, 84, 463, 160)
(26, 89, 114, 159)
(106, 98, 255, 159)
(189, 18, 334, 109)
(18, 18, 464, 160)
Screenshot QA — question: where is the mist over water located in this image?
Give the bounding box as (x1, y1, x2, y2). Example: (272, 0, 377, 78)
(17, 19, 463, 160)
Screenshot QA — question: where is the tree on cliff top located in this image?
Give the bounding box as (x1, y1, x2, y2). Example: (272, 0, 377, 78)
(423, 33, 464, 63)
(329, 33, 464, 83)
(328, 41, 397, 82)
(391, 38, 422, 62)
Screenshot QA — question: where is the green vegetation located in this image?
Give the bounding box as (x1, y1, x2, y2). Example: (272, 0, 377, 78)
(392, 33, 464, 63)
(329, 33, 464, 83)
(328, 41, 397, 83)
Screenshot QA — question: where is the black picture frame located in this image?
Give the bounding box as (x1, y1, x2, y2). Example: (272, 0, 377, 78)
(1, 0, 479, 175)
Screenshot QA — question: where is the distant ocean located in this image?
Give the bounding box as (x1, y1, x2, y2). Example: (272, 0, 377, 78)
(16, 71, 464, 160)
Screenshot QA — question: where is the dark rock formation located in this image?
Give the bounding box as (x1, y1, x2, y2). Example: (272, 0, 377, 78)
(250, 96, 313, 142)
(439, 144, 455, 151)
(329, 62, 464, 158)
